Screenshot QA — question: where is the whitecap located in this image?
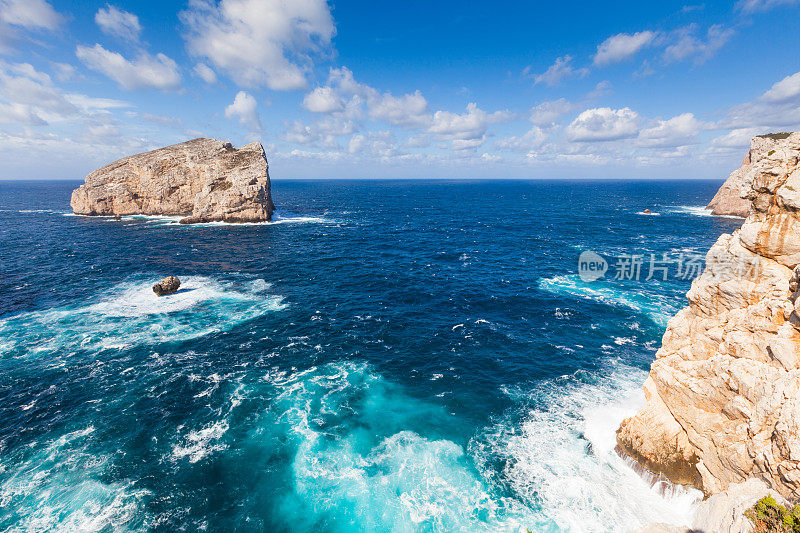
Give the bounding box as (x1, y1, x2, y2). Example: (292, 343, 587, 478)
(0, 426, 149, 531)
(538, 274, 679, 326)
(474, 363, 701, 531)
(668, 205, 744, 219)
(0, 276, 285, 358)
(171, 421, 229, 463)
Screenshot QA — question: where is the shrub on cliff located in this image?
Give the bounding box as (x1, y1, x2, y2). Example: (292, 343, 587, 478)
(747, 495, 800, 532)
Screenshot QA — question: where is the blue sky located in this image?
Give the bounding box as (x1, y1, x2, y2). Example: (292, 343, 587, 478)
(0, 0, 799, 179)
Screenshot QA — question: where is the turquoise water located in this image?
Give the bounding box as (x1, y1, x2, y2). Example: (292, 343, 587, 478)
(0, 180, 743, 532)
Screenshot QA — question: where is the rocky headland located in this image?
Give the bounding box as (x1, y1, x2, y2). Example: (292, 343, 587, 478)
(706, 133, 795, 218)
(70, 138, 274, 224)
(620, 132, 800, 530)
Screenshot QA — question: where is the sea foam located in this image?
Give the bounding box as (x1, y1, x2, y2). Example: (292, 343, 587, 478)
(474, 363, 701, 531)
(0, 276, 284, 359)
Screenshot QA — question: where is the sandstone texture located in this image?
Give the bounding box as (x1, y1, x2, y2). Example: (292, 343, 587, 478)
(618, 132, 800, 503)
(153, 276, 180, 296)
(71, 138, 274, 224)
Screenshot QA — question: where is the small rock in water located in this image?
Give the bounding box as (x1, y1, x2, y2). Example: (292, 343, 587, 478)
(153, 276, 181, 296)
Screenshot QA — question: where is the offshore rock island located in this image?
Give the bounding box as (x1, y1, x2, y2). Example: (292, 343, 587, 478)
(70, 138, 275, 224)
(621, 132, 800, 529)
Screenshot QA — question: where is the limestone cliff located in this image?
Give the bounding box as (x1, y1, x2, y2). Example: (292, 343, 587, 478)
(706, 133, 795, 218)
(70, 138, 274, 224)
(618, 132, 800, 502)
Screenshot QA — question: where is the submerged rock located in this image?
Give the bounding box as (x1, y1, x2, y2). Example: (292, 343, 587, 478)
(618, 132, 800, 502)
(70, 138, 274, 224)
(153, 276, 180, 296)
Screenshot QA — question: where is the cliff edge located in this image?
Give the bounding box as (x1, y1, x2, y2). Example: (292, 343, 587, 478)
(70, 138, 274, 224)
(618, 132, 800, 503)
(706, 133, 795, 218)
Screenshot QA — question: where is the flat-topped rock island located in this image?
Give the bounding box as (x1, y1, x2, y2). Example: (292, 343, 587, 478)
(70, 138, 275, 224)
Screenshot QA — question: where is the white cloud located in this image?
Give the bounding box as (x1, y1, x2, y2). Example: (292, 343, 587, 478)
(451, 137, 485, 151)
(637, 113, 703, 147)
(52, 62, 77, 82)
(192, 63, 217, 84)
(761, 71, 800, 103)
(587, 80, 613, 99)
(495, 126, 547, 153)
(303, 86, 344, 113)
(225, 90, 261, 131)
(529, 98, 573, 127)
(0, 0, 62, 30)
(76, 44, 181, 91)
(368, 91, 429, 128)
(532, 55, 589, 87)
(567, 107, 641, 142)
(428, 102, 513, 142)
(593, 31, 656, 66)
(95, 5, 142, 42)
(181, 0, 335, 91)
(736, 0, 800, 12)
(0, 102, 46, 125)
(663, 24, 734, 64)
(347, 131, 395, 157)
(709, 128, 763, 150)
(302, 67, 432, 128)
(714, 70, 800, 132)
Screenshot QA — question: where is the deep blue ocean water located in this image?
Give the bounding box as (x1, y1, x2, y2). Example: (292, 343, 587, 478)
(0, 179, 743, 532)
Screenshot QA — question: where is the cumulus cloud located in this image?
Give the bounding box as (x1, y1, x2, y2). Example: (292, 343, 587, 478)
(347, 131, 395, 157)
(76, 44, 181, 91)
(280, 117, 353, 148)
(663, 24, 734, 64)
(368, 91, 429, 128)
(0, 0, 62, 30)
(225, 90, 261, 131)
(181, 0, 335, 90)
(761, 71, 800, 103)
(529, 98, 573, 127)
(0, 60, 129, 128)
(302, 67, 431, 128)
(711, 128, 763, 148)
(428, 102, 513, 142)
(95, 5, 142, 42)
(637, 113, 703, 147)
(192, 63, 217, 84)
(303, 86, 344, 113)
(532, 55, 589, 87)
(495, 126, 547, 153)
(593, 31, 656, 66)
(567, 107, 641, 142)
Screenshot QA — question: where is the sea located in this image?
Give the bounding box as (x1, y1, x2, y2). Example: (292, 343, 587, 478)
(0, 179, 744, 532)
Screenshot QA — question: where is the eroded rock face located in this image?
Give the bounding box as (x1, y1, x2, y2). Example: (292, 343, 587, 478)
(70, 138, 274, 224)
(706, 133, 795, 218)
(618, 132, 800, 502)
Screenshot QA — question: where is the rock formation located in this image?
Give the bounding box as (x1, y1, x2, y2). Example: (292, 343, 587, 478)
(618, 132, 800, 505)
(706, 133, 794, 218)
(153, 276, 180, 296)
(70, 138, 274, 224)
